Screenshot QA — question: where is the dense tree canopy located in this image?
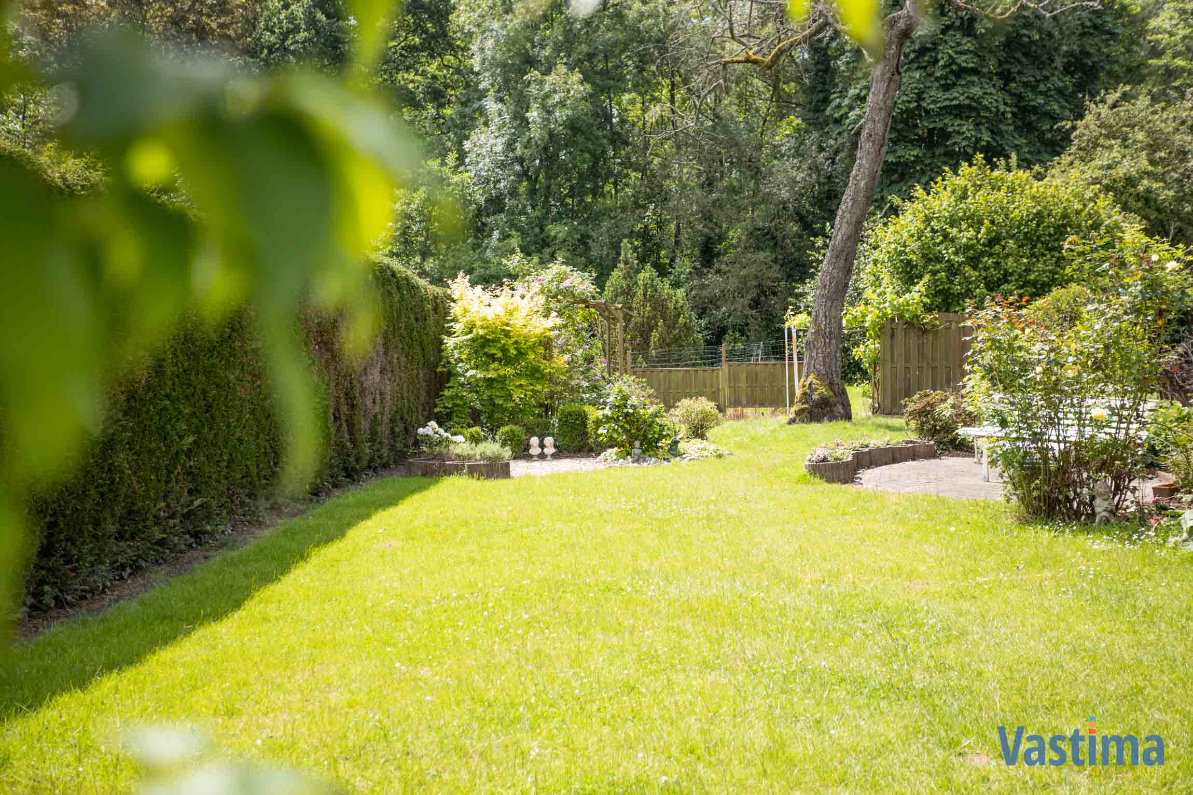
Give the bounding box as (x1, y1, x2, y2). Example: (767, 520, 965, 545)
(5, 0, 1187, 357)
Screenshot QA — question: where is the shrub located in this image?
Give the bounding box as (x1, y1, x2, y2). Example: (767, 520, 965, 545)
(555, 405, 590, 452)
(463, 426, 484, 445)
(669, 397, 721, 440)
(862, 157, 1139, 313)
(583, 405, 601, 447)
(903, 390, 976, 450)
(496, 425, 526, 456)
(26, 260, 448, 609)
(1151, 404, 1193, 489)
(593, 376, 674, 456)
(964, 252, 1192, 520)
(435, 274, 563, 429)
(524, 416, 554, 444)
(446, 440, 512, 463)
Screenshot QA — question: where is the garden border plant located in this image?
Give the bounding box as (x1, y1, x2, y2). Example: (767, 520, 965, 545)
(804, 437, 936, 484)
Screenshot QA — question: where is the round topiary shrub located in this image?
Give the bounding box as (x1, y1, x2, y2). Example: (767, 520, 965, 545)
(463, 426, 485, 445)
(496, 425, 526, 456)
(669, 397, 721, 440)
(555, 405, 590, 452)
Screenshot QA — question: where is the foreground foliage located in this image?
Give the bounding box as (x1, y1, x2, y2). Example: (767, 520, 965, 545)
(3, 397, 1191, 793)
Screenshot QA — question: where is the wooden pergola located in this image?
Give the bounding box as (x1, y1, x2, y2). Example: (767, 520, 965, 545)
(586, 300, 632, 377)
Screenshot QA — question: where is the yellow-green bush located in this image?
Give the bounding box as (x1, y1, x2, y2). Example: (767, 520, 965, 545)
(24, 259, 447, 609)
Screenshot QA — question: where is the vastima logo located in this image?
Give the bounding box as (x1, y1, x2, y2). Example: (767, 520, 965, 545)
(998, 717, 1165, 767)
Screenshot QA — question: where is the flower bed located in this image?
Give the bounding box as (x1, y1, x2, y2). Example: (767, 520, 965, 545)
(805, 438, 935, 484)
(410, 421, 513, 478)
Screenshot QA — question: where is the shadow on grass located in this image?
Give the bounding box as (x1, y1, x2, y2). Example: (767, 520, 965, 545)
(0, 474, 435, 722)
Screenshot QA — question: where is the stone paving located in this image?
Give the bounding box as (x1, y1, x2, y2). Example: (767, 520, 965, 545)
(858, 455, 1164, 502)
(856, 455, 1006, 500)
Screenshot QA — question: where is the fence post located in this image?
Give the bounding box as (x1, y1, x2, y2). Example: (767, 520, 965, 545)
(719, 342, 729, 409)
(784, 329, 790, 414)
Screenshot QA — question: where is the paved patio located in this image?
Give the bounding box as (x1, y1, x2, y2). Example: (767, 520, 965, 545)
(858, 456, 1166, 502)
(856, 456, 1004, 500)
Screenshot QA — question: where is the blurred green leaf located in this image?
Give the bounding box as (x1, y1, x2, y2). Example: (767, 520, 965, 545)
(346, 0, 399, 74)
(1, 23, 429, 623)
(789, 0, 883, 56)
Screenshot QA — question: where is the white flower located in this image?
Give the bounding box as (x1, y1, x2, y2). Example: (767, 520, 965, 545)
(1167, 261, 1181, 272)
(1091, 407, 1108, 422)
(451, 435, 465, 443)
(1151, 254, 1159, 262)
(427, 421, 439, 430)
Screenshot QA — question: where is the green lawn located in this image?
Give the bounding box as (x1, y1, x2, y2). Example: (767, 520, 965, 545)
(3, 394, 1192, 793)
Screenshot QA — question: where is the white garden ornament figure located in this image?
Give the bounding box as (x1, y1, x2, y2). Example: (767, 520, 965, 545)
(543, 437, 556, 459)
(529, 436, 542, 458)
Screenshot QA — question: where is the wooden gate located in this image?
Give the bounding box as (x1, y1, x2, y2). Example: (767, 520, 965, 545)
(876, 313, 972, 415)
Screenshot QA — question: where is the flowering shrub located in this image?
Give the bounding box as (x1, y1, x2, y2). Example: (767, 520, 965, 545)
(670, 397, 722, 440)
(435, 274, 563, 430)
(416, 421, 465, 455)
(593, 376, 674, 457)
(512, 255, 608, 404)
(965, 247, 1192, 521)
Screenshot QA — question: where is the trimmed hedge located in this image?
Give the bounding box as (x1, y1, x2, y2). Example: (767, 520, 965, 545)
(24, 259, 447, 609)
(555, 405, 589, 452)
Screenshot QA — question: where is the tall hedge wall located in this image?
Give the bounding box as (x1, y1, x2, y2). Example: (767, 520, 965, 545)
(25, 259, 447, 609)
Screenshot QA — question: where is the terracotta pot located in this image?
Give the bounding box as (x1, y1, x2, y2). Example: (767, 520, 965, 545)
(805, 459, 857, 484)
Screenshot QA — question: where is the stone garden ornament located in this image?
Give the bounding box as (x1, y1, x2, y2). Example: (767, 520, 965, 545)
(529, 436, 541, 458)
(544, 437, 555, 459)
(1093, 480, 1115, 525)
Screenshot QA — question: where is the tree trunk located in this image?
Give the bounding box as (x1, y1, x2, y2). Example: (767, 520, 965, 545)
(795, 2, 917, 423)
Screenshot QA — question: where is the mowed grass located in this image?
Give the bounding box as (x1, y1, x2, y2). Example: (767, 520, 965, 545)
(3, 392, 1192, 793)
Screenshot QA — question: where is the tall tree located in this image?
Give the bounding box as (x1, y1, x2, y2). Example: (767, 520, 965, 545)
(710, 0, 1103, 421)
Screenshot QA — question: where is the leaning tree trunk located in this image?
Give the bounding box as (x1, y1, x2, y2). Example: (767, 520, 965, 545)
(794, 2, 917, 423)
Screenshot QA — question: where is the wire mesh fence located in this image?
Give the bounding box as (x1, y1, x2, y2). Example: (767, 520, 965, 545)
(631, 330, 865, 369)
(632, 340, 791, 369)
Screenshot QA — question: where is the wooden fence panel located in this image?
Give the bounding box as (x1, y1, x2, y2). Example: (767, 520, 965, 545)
(632, 368, 721, 408)
(877, 313, 972, 415)
(633, 361, 796, 409)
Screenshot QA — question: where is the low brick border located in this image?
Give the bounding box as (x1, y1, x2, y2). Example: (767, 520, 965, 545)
(408, 459, 511, 479)
(805, 442, 936, 484)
